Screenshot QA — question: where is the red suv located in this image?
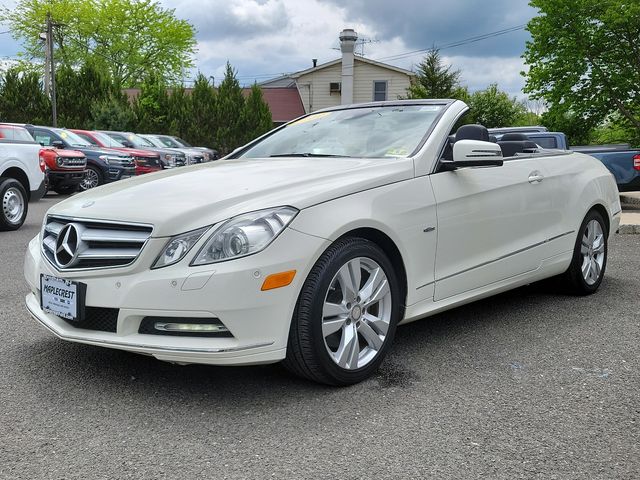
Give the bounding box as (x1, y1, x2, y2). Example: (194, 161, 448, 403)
(71, 129, 163, 175)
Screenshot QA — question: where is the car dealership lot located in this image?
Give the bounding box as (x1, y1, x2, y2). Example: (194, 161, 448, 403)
(1, 196, 639, 479)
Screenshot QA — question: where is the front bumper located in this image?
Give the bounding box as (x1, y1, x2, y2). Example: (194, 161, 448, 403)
(24, 228, 328, 366)
(106, 165, 136, 182)
(47, 170, 85, 188)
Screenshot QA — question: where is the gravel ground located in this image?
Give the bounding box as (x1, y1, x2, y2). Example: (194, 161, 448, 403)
(1, 196, 638, 480)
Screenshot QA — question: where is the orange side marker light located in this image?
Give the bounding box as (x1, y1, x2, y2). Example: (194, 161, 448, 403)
(261, 270, 297, 291)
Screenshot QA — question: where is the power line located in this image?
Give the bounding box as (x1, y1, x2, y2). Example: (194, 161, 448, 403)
(224, 23, 527, 83)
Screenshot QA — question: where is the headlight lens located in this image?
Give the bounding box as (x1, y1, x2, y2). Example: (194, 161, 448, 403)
(191, 207, 298, 265)
(152, 227, 209, 269)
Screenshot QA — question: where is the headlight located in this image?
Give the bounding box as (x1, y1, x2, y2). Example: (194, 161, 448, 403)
(152, 227, 209, 269)
(191, 207, 298, 266)
(55, 156, 63, 166)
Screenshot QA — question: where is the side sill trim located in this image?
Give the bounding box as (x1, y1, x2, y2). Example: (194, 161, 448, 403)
(436, 230, 575, 282)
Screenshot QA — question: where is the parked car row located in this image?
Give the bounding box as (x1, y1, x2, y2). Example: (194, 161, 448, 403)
(0, 123, 219, 196)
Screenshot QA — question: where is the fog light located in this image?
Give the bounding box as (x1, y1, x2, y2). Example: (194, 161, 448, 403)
(138, 316, 232, 337)
(154, 322, 229, 333)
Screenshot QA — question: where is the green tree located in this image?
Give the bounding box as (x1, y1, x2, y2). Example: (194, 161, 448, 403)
(215, 62, 245, 154)
(187, 73, 217, 148)
(56, 61, 117, 128)
(540, 105, 596, 146)
(523, 0, 640, 140)
(166, 85, 192, 139)
(133, 75, 170, 133)
(242, 83, 272, 144)
(0, 68, 50, 124)
(467, 84, 526, 128)
(90, 93, 136, 131)
(407, 49, 465, 99)
(1, 0, 196, 87)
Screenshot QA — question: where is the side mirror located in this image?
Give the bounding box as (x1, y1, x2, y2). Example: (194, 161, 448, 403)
(122, 140, 134, 148)
(442, 140, 503, 170)
(51, 140, 65, 149)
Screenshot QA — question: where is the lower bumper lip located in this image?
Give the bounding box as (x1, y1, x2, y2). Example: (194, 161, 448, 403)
(26, 296, 274, 354)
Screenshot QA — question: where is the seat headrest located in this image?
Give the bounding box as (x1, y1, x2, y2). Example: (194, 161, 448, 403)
(455, 124, 489, 143)
(500, 133, 530, 141)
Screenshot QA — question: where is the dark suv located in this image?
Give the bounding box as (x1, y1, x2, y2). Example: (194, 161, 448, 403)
(26, 126, 136, 191)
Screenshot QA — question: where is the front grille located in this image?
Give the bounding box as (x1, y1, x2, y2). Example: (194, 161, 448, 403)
(61, 307, 119, 332)
(42, 215, 153, 270)
(134, 156, 161, 168)
(60, 156, 87, 168)
(104, 156, 134, 168)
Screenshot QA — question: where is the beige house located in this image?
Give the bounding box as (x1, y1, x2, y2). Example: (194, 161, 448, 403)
(261, 29, 415, 115)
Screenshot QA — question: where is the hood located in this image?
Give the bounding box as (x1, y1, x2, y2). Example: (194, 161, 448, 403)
(49, 156, 413, 237)
(77, 146, 131, 158)
(44, 147, 85, 158)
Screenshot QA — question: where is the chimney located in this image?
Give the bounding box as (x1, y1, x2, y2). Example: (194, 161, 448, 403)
(339, 28, 357, 104)
(312, 58, 317, 68)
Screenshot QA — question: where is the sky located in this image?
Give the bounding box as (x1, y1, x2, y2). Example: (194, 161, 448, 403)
(0, 0, 537, 97)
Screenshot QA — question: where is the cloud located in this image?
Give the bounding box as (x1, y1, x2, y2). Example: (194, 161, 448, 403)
(317, 0, 535, 57)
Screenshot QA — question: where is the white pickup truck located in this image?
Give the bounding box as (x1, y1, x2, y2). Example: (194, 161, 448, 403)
(0, 125, 46, 230)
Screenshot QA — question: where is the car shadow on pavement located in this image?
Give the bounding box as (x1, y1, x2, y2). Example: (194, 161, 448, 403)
(17, 276, 624, 406)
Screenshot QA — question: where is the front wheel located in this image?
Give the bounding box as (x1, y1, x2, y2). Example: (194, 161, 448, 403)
(561, 210, 608, 295)
(79, 166, 103, 191)
(283, 237, 402, 385)
(0, 178, 28, 231)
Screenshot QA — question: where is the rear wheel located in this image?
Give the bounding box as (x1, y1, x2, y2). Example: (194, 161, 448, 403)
(561, 210, 608, 295)
(0, 178, 28, 231)
(283, 237, 401, 385)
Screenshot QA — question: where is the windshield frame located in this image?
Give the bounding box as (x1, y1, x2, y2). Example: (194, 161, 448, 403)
(230, 100, 453, 160)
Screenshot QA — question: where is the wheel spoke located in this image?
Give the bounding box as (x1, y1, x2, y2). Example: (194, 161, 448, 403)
(358, 267, 384, 305)
(335, 323, 358, 368)
(323, 301, 348, 319)
(363, 312, 389, 336)
(337, 259, 361, 301)
(592, 258, 602, 279)
(593, 235, 605, 254)
(323, 317, 347, 337)
(363, 279, 390, 308)
(358, 320, 383, 350)
(581, 258, 591, 278)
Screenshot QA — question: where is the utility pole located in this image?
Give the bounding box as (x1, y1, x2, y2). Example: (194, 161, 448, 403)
(45, 12, 57, 127)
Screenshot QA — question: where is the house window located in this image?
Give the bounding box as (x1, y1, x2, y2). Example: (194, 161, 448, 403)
(373, 81, 387, 101)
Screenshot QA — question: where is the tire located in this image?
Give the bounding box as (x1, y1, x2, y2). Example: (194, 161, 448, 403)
(283, 237, 402, 386)
(53, 184, 78, 195)
(0, 178, 28, 231)
(79, 166, 103, 191)
(560, 209, 608, 295)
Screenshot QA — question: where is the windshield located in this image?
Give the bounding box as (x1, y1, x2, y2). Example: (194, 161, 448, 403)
(127, 133, 155, 148)
(54, 129, 92, 147)
(173, 137, 192, 147)
(239, 104, 444, 159)
(157, 136, 181, 148)
(93, 131, 125, 147)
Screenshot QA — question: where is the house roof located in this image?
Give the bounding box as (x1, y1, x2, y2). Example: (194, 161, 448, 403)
(243, 87, 305, 123)
(290, 56, 416, 78)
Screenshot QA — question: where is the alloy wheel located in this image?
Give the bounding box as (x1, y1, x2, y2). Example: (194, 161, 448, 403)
(580, 219, 605, 286)
(80, 169, 100, 190)
(322, 257, 392, 370)
(2, 187, 24, 225)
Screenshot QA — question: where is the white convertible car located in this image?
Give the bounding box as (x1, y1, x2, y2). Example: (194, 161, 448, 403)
(24, 100, 621, 385)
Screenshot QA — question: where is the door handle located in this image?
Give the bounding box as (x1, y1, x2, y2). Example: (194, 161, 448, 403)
(528, 171, 544, 184)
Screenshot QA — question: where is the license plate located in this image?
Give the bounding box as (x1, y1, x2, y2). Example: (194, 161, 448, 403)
(40, 274, 85, 321)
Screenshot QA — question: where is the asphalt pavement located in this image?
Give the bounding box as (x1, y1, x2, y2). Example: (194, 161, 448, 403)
(1, 195, 638, 479)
